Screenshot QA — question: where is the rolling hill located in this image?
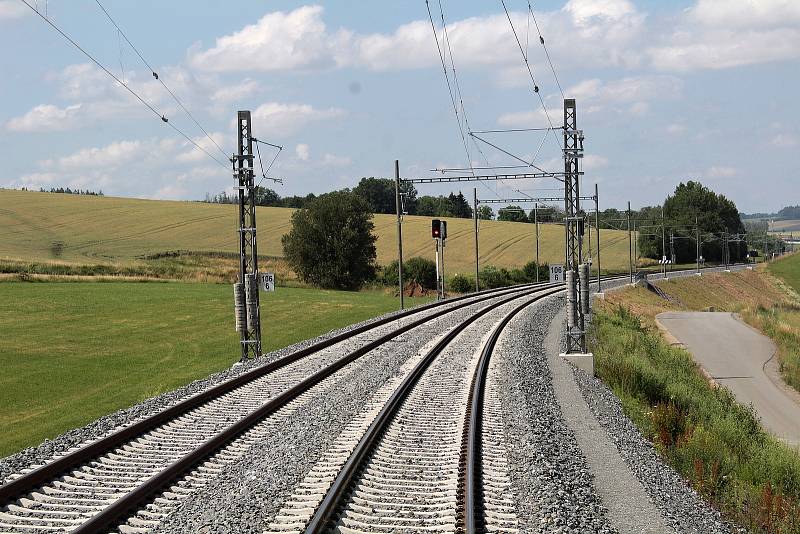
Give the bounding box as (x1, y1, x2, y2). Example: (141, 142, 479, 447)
(0, 189, 634, 275)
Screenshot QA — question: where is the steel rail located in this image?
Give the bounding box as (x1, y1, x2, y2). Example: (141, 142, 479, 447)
(304, 284, 565, 532)
(42, 284, 558, 533)
(0, 281, 547, 509)
(462, 291, 543, 532)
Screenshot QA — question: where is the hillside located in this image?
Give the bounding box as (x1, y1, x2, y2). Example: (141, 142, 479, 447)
(0, 189, 633, 274)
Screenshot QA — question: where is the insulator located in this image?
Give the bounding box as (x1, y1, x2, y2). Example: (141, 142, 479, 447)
(579, 263, 590, 316)
(565, 270, 578, 328)
(233, 283, 246, 332)
(245, 273, 259, 332)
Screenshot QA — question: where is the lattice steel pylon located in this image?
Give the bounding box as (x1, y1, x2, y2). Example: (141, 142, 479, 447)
(233, 110, 262, 360)
(563, 99, 586, 353)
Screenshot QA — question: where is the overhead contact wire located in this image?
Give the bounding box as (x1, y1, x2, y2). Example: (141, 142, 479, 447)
(19, 0, 229, 169)
(426, 0, 484, 194)
(93, 0, 230, 162)
(499, 0, 563, 151)
(529, 1, 565, 99)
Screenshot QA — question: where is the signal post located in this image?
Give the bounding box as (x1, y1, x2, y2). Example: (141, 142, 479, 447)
(432, 219, 447, 300)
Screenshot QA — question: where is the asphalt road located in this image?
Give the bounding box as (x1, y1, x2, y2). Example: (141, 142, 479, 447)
(658, 311, 800, 447)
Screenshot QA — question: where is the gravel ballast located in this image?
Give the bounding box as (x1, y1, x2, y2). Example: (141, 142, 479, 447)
(493, 294, 616, 533)
(153, 291, 536, 533)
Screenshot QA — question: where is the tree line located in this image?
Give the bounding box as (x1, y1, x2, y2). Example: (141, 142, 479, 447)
(204, 177, 475, 219)
(21, 187, 104, 196)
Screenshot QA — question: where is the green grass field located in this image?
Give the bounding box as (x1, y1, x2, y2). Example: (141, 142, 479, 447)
(0, 189, 633, 274)
(0, 281, 432, 457)
(769, 252, 800, 294)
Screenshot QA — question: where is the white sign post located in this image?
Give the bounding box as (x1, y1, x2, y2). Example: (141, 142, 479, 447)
(259, 272, 275, 292)
(549, 264, 564, 283)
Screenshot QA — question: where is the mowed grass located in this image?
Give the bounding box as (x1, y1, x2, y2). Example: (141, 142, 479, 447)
(769, 252, 800, 294)
(0, 189, 633, 274)
(592, 306, 800, 533)
(0, 281, 432, 457)
(594, 259, 800, 531)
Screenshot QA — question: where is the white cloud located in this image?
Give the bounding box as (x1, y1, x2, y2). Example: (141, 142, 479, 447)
(210, 80, 259, 103)
(20, 63, 222, 131)
(14, 137, 227, 199)
(565, 0, 639, 25)
(154, 184, 190, 200)
(496, 109, 551, 128)
(295, 143, 310, 161)
(688, 0, 800, 29)
(189, 2, 646, 75)
(666, 123, 687, 135)
(57, 140, 145, 169)
(771, 133, 799, 148)
(566, 76, 683, 107)
(17, 173, 57, 187)
(251, 102, 345, 136)
(0, 1, 28, 20)
(321, 153, 351, 167)
(176, 133, 226, 163)
(649, 28, 800, 71)
(189, 6, 352, 72)
(6, 104, 83, 132)
(583, 154, 609, 170)
(706, 166, 738, 178)
(649, 0, 800, 71)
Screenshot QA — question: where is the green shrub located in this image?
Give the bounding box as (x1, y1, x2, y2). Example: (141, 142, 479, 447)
(509, 268, 528, 284)
(405, 256, 437, 289)
(479, 266, 511, 289)
(449, 274, 474, 293)
(523, 260, 549, 282)
(379, 257, 437, 289)
(380, 260, 400, 287)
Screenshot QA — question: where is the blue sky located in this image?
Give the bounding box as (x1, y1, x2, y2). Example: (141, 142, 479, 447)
(0, 0, 797, 212)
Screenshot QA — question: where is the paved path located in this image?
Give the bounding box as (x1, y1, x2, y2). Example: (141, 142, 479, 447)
(657, 311, 800, 446)
(546, 308, 671, 533)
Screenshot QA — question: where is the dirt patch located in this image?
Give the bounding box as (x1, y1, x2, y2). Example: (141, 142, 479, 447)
(401, 280, 432, 297)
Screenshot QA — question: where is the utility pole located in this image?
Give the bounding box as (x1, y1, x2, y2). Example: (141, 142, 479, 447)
(473, 188, 479, 292)
(670, 232, 675, 273)
(633, 218, 637, 273)
(723, 231, 728, 269)
(627, 201, 633, 283)
(395, 160, 404, 309)
(586, 210, 592, 276)
(661, 205, 666, 278)
(233, 110, 261, 361)
(534, 202, 540, 283)
(594, 184, 600, 291)
(696, 217, 700, 273)
(563, 98, 586, 353)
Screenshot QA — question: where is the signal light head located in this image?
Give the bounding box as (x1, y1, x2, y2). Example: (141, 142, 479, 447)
(432, 219, 441, 239)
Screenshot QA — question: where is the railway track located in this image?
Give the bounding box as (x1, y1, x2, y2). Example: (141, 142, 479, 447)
(0, 282, 556, 534)
(0, 265, 742, 533)
(266, 284, 564, 533)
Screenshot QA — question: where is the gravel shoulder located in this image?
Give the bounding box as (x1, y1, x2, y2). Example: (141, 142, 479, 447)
(544, 307, 671, 534)
(494, 295, 615, 533)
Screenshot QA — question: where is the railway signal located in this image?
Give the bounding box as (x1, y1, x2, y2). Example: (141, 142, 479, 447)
(432, 219, 447, 300)
(432, 219, 443, 239)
